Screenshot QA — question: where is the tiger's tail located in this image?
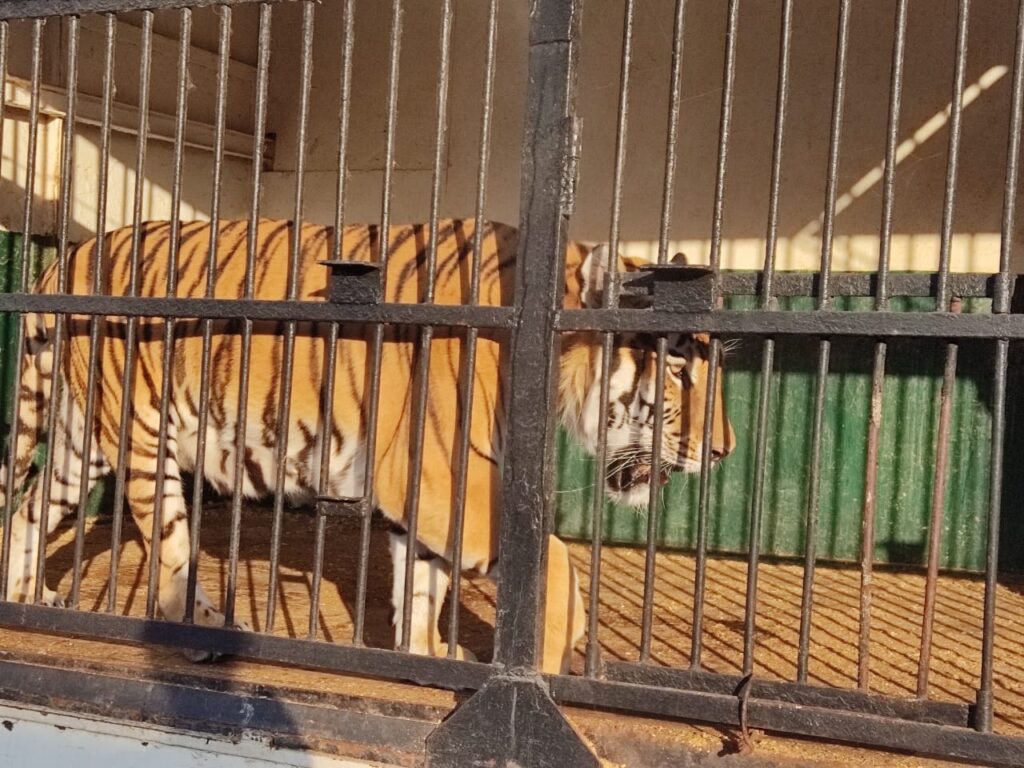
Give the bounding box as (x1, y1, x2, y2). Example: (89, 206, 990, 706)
(0, 254, 58, 516)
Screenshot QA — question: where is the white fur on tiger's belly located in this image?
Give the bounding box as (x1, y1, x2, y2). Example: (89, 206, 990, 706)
(175, 419, 367, 504)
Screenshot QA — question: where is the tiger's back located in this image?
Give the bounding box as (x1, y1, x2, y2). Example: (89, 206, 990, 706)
(52, 218, 519, 565)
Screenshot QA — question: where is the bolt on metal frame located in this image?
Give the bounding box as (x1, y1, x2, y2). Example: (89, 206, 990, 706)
(0, 0, 1020, 766)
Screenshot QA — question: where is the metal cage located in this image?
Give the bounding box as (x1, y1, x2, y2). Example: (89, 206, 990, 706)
(0, 0, 1021, 766)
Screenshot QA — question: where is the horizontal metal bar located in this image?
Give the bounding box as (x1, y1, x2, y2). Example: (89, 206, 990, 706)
(0, 0, 293, 21)
(0, 273, 1001, 328)
(557, 308, 1024, 339)
(0, 602, 491, 692)
(3, 645, 451, 722)
(718, 271, 1007, 300)
(0, 293, 515, 329)
(605, 661, 968, 727)
(550, 676, 1024, 768)
(0, 657, 436, 755)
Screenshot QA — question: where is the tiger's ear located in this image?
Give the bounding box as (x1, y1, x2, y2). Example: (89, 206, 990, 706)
(671, 251, 689, 265)
(579, 245, 652, 308)
(579, 244, 613, 308)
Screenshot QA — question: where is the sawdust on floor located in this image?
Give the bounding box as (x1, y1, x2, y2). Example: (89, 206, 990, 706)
(3, 502, 1021, 766)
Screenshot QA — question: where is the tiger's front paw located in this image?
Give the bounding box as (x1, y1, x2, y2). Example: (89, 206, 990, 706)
(8, 578, 63, 608)
(180, 611, 252, 663)
(39, 587, 65, 608)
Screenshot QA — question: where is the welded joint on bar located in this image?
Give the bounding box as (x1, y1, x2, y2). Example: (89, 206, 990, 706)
(315, 495, 370, 519)
(320, 260, 382, 305)
(974, 689, 993, 732)
(619, 265, 715, 313)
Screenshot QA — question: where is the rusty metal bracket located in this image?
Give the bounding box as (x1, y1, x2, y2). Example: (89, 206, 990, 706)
(619, 264, 715, 312)
(315, 496, 370, 519)
(320, 261, 381, 305)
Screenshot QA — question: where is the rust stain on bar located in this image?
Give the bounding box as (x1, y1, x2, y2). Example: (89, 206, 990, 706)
(918, 298, 961, 697)
(858, 341, 886, 691)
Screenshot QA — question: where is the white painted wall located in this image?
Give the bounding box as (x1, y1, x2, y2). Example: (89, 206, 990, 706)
(0, 702, 385, 768)
(0, 0, 1020, 272)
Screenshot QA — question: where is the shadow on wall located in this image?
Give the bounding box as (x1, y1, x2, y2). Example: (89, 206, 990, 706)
(1, 1, 1020, 275)
(570, 0, 1024, 272)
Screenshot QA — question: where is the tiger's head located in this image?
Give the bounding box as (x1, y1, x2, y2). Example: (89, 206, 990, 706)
(559, 243, 735, 508)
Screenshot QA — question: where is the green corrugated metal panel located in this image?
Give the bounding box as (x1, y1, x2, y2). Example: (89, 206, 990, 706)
(554, 292, 1002, 572)
(0, 233, 109, 519)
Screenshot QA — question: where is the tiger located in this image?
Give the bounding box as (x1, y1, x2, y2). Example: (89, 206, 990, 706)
(1, 217, 734, 674)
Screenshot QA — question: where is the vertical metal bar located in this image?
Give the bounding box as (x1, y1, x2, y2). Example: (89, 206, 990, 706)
(310, 0, 353, 641)
(858, 341, 885, 691)
(743, 341, 773, 676)
(918, 305, 959, 698)
(353, 0, 402, 646)
(265, 0, 314, 633)
(82, 14, 115, 612)
(0, 20, 41, 602)
(795, 340, 830, 683)
(936, 0, 970, 311)
(308, 321, 338, 640)
(638, 0, 686, 664)
(977, 339, 1008, 731)
(876, 0, 908, 311)
(997, 0, 1024, 316)
(223, 1, 272, 628)
(851, 0, 906, 687)
(138, 7, 178, 618)
(586, 0, 634, 679)
(147, 8, 191, 620)
(818, 0, 851, 310)
(976, 0, 1023, 730)
(330, 0, 356, 261)
(446, 0, 498, 657)
(72, 14, 116, 610)
(34, 15, 80, 603)
(689, 338, 719, 670)
(760, 0, 792, 310)
(491, 0, 580, 674)
(182, 6, 231, 624)
(692, 0, 740, 672)
(740, 0, 791, 679)
(821, 0, 866, 687)
(398, 0, 452, 652)
(0, 19, 12, 599)
(16, 19, 42, 293)
(707, 0, 739, 292)
(638, 337, 666, 663)
(109, 10, 153, 612)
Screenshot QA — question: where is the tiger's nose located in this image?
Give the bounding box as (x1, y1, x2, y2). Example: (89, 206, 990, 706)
(711, 448, 727, 464)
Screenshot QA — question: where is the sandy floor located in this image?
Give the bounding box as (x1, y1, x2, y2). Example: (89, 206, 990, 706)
(3, 501, 1023, 764)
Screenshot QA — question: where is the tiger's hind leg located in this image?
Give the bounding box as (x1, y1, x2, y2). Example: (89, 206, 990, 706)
(6, 383, 107, 605)
(540, 535, 586, 675)
(389, 531, 476, 661)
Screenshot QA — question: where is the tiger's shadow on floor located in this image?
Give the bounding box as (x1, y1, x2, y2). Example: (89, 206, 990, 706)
(39, 488, 497, 663)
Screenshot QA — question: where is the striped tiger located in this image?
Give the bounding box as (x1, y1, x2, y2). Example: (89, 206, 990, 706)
(1, 218, 734, 674)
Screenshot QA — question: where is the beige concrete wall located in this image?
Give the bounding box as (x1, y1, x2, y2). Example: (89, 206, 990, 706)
(2, 0, 1021, 274)
(0, 8, 260, 244)
(573, 0, 1024, 273)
